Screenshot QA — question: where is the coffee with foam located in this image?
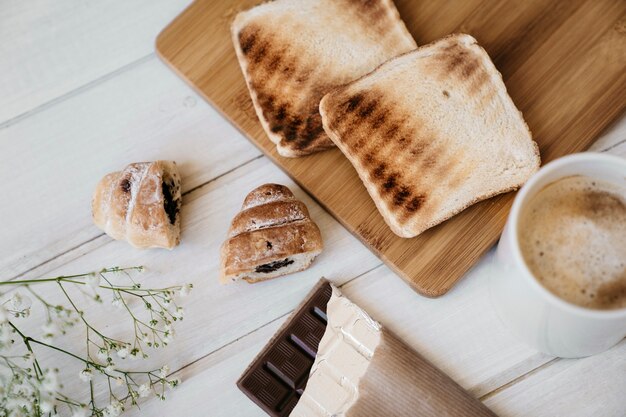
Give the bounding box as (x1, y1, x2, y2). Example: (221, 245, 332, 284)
(518, 175, 626, 310)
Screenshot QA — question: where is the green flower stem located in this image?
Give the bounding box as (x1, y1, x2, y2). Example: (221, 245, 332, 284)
(0, 265, 184, 416)
(56, 281, 127, 349)
(7, 320, 44, 378)
(0, 266, 144, 287)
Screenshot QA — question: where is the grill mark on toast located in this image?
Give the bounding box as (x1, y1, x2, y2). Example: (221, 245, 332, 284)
(266, 54, 282, 72)
(406, 195, 425, 212)
(373, 163, 386, 179)
(393, 186, 411, 206)
(346, 0, 395, 37)
(446, 52, 466, 72)
(358, 98, 379, 118)
(284, 117, 302, 142)
(346, 94, 364, 112)
(382, 174, 397, 192)
(235, 0, 416, 157)
(239, 26, 259, 55)
(238, 24, 332, 154)
(299, 116, 326, 148)
(324, 87, 446, 224)
(462, 59, 479, 78)
(248, 38, 270, 64)
(353, 149, 428, 219)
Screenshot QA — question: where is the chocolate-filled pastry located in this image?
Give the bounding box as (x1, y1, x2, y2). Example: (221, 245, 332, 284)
(220, 184, 323, 284)
(92, 161, 182, 249)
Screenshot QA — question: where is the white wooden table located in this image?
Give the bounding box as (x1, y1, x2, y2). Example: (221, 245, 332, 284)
(1, 1, 625, 416)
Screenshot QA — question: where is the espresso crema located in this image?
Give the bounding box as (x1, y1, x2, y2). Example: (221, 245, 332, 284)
(518, 175, 626, 310)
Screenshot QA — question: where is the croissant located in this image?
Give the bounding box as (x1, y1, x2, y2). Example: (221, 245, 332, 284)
(220, 184, 323, 284)
(92, 161, 182, 249)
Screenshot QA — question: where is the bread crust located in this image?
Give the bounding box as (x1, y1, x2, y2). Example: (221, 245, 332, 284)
(231, 0, 417, 157)
(320, 34, 540, 238)
(92, 161, 182, 249)
(220, 184, 323, 283)
(228, 200, 310, 238)
(220, 220, 323, 282)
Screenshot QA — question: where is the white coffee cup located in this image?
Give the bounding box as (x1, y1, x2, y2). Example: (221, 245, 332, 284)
(489, 152, 626, 358)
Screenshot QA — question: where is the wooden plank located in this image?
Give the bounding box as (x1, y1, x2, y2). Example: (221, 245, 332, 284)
(4, 156, 381, 408)
(484, 339, 626, 417)
(0, 58, 261, 280)
(156, 0, 626, 296)
(0, 0, 192, 124)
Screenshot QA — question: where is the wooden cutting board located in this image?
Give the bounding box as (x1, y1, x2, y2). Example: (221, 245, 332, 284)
(157, 0, 626, 297)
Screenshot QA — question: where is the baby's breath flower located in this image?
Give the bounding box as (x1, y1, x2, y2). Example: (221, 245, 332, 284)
(15, 381, 33, 397)
(138, 383, 151, 398)
(103, 401, 123, 417)
(78, 368, 93, 382)
(173, 307, 184, 320)
(97, 348, 109, 362)
(158, 365, 170, 379)
(111, 296, 123, 309)
(0, 266, 186, 416)
(128, 348, 140, 360)
(179, 284, 192, 297)
(10, 291, 29, 310)
(168, 377, 181, 389)
(116, 346, 129, 359)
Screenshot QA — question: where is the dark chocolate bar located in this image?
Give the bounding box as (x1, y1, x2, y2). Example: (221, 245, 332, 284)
(237, 281, 332, 416)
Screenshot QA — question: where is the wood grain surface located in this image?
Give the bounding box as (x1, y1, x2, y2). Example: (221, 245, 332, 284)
(2, 0, 625, 414)
(158, 0, 626, 297)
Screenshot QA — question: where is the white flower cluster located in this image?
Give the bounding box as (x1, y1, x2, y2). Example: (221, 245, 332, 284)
(0, 321, 14, 348)
(0, 363, 59, 417)
(103, 400, 123, 417)
(2, 291, 32, 319)
(0, 266, 191, 416)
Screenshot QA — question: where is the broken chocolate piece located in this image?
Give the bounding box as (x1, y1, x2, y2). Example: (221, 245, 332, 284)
(237, 281, 332, 416)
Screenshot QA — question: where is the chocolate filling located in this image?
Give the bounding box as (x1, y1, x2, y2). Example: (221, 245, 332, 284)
(162, 179, 180, 225)
(255, 258, 294, 274)
(120, 178, 131, 193)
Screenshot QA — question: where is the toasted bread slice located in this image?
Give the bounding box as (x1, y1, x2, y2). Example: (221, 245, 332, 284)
(231, 0, 416, 158)
(320, 34, 541, 238)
